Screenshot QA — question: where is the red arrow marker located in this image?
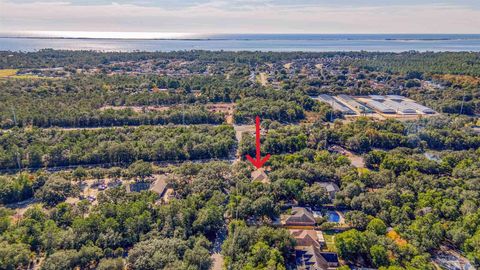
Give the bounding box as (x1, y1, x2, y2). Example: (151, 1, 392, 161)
(246, 116, 271, 169)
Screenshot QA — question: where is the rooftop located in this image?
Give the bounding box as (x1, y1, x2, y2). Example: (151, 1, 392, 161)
(285, 207, 316, 226)
(150, 175, 169, 195)
(318, 182, 340, 193)
(251, 169, 270, 184)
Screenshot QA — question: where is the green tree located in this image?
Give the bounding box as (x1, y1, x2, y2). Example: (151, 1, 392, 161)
(407, 213, 443, 252)
(183, 244, 212, 270)
(370, 244, 389, 267)
(367, 218, 387, 235)
(193, 205, 224, 236)
(128, 161, 153, 179)
(301, 183, 330, 206)
(42, 250, 78, 270)
(252, 196, 276, 219)
(345, 211, 370, 231)
(97, 258, 124, 270)
(335, 229, 368, 262)
(127, 238, 188, 270)
(245, 241, 286, 270)
(73, 166, 87, 181)
(35, 175, 75, 207)
(0, 242, 31, 270)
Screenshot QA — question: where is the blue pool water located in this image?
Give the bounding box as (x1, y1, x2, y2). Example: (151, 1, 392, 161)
(327, 211, 341, 223)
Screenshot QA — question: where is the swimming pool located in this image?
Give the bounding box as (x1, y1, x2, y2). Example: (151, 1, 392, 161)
(327, 211, 340, 223)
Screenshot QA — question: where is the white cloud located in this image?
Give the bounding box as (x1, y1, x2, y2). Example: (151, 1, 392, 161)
(0, 0, 479, 33)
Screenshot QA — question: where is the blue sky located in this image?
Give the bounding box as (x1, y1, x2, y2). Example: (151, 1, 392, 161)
(1, 0, 480, 34)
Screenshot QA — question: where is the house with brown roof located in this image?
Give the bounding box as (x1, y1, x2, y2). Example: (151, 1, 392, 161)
(150, 175, 168, 196)
(150, 175, 174, 203)
(289, 229, 325, 249)
(251, 169, 270, 184)
(290, 230, 339, 270)
(285, 207, 316, 227)
(290, 228, 338, 270)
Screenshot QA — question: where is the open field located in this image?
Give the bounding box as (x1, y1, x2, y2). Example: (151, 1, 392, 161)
(0, 69, 43, 79)
(0, 69, 18, 77)
(257, 72, 268, 86)
(205, 103, 235, 124)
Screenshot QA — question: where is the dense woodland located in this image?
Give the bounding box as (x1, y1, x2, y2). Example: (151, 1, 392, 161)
(2, 50, 480, 76)
(0, 125, 236, 169)
(0, 50, 479, 270)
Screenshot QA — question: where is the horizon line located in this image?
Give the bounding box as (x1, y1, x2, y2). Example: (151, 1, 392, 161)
(2, 31, 480, 41)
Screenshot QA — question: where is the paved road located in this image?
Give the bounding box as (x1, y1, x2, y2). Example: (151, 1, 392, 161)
(211, 227, 227, 270)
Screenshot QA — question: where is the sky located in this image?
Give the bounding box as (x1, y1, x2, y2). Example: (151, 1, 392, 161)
(1, 0, 480, 35)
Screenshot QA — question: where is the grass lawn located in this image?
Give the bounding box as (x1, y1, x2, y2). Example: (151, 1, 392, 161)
(323, 230, 337, 252)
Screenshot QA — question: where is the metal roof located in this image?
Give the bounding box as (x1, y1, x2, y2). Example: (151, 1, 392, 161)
(369, 95, 385, 101)
(400, 100, 436, 114)
(314, 95, 356, 115)
(382, 99, 418, 114)
(363, 99, 396, 114)
(336, 95, 374, 113)
(386, 95, 405, 101)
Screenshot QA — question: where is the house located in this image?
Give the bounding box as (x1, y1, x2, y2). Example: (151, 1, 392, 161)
(289, 227, 339, 269)
(285, 207, 316, 227)
(126, 175, 174, 203)
(318, 182, 340, 201)
(150, 175, 168, 196)
(320, 252, 340, 269)
(290, 229, 325, 248)
(295, 246, 339, 270)
(251, 169, 270, 184)
(149, 175, 175, 203)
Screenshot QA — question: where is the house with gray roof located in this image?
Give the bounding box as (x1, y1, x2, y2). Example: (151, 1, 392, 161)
(318, 182, 340, 201)
(285, 207, 316, 227)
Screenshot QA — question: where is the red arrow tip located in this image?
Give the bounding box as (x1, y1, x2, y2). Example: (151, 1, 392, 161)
(245, 116, 270, 169)
(246, 154, 271, 169)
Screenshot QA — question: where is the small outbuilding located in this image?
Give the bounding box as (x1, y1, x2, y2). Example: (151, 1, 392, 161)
(251, 169, 270, 184)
